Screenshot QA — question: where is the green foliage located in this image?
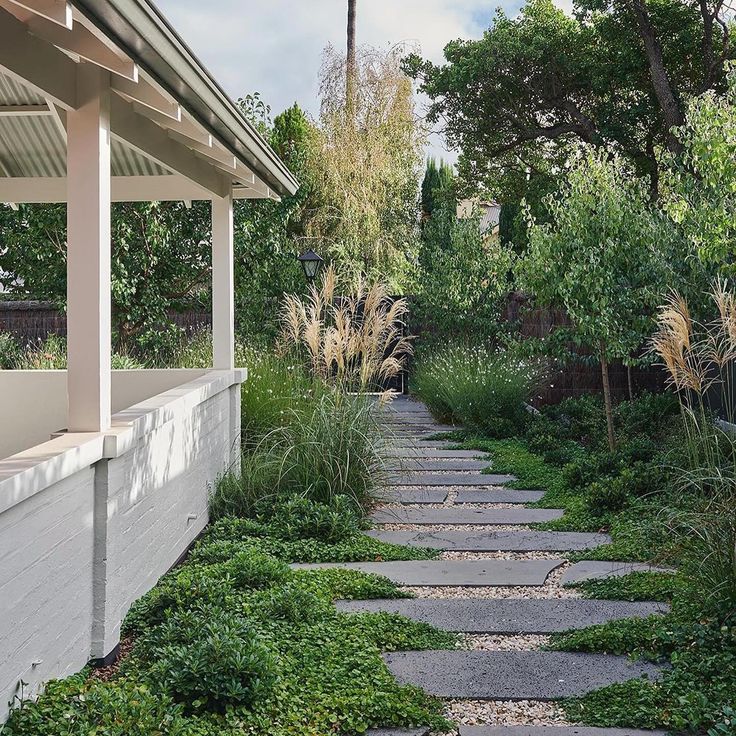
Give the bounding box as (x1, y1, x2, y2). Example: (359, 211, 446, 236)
(137, 607, 278, 713)
(572, 572, 682, 602)
(664, 66, 736, 274)
(420, 157, 455, 218)
(0, 332, 21, 369)
(412, 344, 545, 437)
(267, 496, 360, 543)
(16, 510, 453, 736)
(3, 673, 192, 736)
(404, 0, 730, 200)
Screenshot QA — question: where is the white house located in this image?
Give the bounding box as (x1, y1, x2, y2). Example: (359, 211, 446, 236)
(0, 0, 297, 720)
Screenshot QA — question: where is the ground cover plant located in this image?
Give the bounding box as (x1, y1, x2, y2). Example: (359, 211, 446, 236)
(5, 515, 454, 736)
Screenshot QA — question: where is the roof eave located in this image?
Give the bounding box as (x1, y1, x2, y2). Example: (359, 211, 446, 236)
(69, 0, 299, 197)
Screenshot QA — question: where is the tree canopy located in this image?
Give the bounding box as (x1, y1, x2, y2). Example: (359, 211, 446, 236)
(404, 0, 733, 200)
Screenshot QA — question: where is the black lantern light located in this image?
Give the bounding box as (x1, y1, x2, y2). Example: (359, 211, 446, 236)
(297, 249, 324, 282)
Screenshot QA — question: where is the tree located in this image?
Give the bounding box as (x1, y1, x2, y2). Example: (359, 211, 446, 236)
(520, 151, 692, 449)
(662, 65, 736, 274)
(346, 0, 357, 120)
(421, 158, 455, 220)
(306, 44, 424, 288)
(404, 0, 732, 198)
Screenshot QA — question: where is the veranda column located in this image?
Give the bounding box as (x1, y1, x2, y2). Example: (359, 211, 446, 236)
(212, 189, 235, 369)
(66, 65, 112, 431)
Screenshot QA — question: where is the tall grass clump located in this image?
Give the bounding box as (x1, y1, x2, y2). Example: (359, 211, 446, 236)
(278, 266, 413, 393)
(651, 281, 736, 616)
(412, 344, 546, 438)
(210, 390, 384, 521)
(0, 332, 21, 369)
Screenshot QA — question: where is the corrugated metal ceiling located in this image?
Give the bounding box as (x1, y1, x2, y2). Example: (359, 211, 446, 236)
(0, 71, 170, 178)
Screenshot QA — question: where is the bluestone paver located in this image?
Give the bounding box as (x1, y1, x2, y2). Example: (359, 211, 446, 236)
(387, 472, 516, 487)
(380, 488, 449, 504)
(562, 561, 676, 585)
(384, 448, 488, 459)
(382, 650, 663, 699)
(371, 507, 563, 526)
(367, 729, 429, 736)
(454, 489, 545, 504)
(460, 727, 668, 736)
(387, 459, 491, 472)
(291, 559, 563, 586)
(366, 528, 609, 551)
(335, 598, 669, 633)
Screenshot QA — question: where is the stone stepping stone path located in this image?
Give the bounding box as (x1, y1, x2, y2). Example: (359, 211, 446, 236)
(366, 529, 610, 552)
(336, 598, 669, 633)
(561, 561, 675, 585)
(455, 489, 545, 503)
(384, 448, 488, 459)
(293, 559, 564, 586)
(371, 507, 564, 526)
(382, 650, 663, 700)
(387, 472, 517, 486)
(387, 459, 491, 471)
(382, 488, 449, 504)
(361, 398, 669, 732)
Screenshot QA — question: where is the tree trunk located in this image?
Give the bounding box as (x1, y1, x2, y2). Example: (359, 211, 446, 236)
(600, 342, 616, 451)
(627, 0, 685, 155)
(627, 364, 634, 402)
(346, 0, 357, 121)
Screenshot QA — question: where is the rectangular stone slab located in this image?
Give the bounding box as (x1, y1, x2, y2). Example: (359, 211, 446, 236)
(461, 727, 668, 736)
(562, 561, 676, 585)
(336, 598, 669, 633)
(387, 460, 491, 472)
(454, 489, 544, 504)
(380, 489, 449, 504)
(387, 473, 516, 486)
(368, 730, 429, 736)
(291, 558, 563, 586)
(384, 449, 488, 459)
(382, 650, 663, 699)
(366, 529, 608, 551)
(371, 507, 563, 525)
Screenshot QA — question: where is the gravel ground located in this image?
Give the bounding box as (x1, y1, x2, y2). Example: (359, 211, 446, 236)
(462, 634, 551, 651)
(439, 551, 563, 561)
(438, 699, 571, 732)
(400, 562, 581, 600)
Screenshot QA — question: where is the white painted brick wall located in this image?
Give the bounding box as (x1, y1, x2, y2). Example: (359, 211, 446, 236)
(0, 373, 242, 722)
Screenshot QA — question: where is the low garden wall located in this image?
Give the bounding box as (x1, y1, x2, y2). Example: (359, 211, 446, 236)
(0, 369, 244, 721)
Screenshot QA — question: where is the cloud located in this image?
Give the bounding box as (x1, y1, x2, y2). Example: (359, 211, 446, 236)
(155, 0, 568, 163)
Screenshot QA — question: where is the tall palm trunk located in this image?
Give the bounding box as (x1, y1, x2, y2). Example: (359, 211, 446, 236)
(346, 0, 357, 121)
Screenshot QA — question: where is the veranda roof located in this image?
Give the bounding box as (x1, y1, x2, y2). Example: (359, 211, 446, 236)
(0, 0, 299, 203)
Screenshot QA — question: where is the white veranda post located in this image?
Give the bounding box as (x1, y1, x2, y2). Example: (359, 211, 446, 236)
(66, 64, 112, 432)
(212, 191, 235, 369)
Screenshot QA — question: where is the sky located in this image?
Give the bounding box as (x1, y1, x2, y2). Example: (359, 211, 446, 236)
(155, 0, 571, 163)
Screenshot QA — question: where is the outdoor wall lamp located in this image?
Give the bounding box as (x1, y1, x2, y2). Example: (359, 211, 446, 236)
(297, 249, 324, 282)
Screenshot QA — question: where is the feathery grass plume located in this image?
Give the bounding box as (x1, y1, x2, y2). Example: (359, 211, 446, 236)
(278, 264, 413, 392)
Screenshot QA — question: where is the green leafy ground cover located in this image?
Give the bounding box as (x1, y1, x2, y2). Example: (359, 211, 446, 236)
(5, 521, 454, 736)
(448, 395, 736, 735)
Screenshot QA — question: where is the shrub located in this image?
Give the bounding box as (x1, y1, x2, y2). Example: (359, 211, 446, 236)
(260, 582, 325, 624)
(269, 496, 360, 542)
(0, 332, 21, 368)
(139, 607, 277, 712)
(412, 344, 546, 437)
(587, 477, 630, 516)
(223, 550, 289, 589)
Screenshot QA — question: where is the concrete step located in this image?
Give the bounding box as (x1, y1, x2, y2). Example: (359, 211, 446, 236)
(388, 473, 517, 487)
(366, 529, 609, 552)
(381, 489, 544, 505)
(383, 650, 663, 700)
(371, 507, 563, 526)
(383, 448, 488, 459)
(291, 559, 564, 587)
(335, 598, 669, 633)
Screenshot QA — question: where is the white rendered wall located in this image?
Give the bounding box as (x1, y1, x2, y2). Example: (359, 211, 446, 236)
(0, 369, 207, 460)
(0, 370, 243, 721)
